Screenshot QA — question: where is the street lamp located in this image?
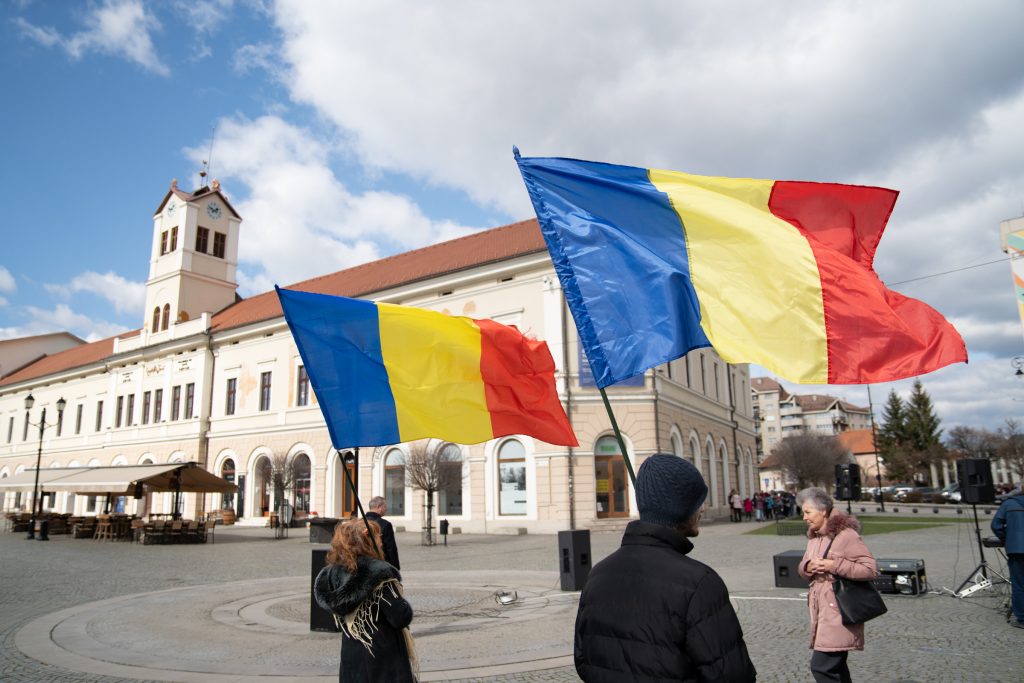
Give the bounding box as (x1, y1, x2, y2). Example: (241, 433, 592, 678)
(24, 394, 66, 541)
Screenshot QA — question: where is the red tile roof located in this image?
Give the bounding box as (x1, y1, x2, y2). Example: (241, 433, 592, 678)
(751, 376, 789, 400)
(836, 428, 876, 455)
(0, 219, 548, 387)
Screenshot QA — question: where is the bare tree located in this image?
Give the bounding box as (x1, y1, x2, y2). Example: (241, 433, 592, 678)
(998, 418, 1024, 482)
(403, 440, 462, 545)
(264, 453, 297, 533)
(773, 434, 850, 490)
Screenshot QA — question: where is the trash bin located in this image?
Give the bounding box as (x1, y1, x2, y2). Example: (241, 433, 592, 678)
(310, 549, 341, 632)
(309, 517, 339, 543)
(558, 529, 591, 591)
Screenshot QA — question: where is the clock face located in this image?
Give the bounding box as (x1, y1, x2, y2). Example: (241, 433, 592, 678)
(167, 201, 175, 216)
(206, 202, 222, 219)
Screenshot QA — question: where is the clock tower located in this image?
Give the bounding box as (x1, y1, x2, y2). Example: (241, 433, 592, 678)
(144, 179, 241, 335)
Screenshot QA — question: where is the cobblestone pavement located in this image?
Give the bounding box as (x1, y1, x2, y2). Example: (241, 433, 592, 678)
(1, 515, 1020, 682)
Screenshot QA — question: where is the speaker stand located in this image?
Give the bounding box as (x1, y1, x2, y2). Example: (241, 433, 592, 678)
(953, 503, 1010, 598)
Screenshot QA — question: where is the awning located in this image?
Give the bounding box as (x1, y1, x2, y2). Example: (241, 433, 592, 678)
(0, 463, 237, 495)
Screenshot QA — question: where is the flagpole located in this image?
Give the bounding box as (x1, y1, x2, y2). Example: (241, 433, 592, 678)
(339, 446, 381, 557)
(599, 387, 637, 487)
(866, 386, 885, 512)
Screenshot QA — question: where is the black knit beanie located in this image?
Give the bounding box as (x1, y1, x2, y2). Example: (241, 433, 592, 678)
(636, 453, 708, 527)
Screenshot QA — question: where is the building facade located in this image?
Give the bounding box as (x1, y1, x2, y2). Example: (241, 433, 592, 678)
(0, 181, 758, 532)
(751, 376, 870, 459)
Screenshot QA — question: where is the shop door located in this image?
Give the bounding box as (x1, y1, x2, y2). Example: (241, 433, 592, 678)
(342, 462, 356, 518)
(595, 455, 630, 518)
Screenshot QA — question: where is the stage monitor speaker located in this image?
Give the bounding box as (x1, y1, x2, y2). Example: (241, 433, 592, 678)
(773, 549, 808, 588)
(956, 458, 994, 504)
(310, 549, 341, 632)
(834, 463, 862, 501)
(558, 529, 592, 591)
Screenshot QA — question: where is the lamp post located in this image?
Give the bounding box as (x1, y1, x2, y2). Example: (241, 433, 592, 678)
(24, 394, 66, 541)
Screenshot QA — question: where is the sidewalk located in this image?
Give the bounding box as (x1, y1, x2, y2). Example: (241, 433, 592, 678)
(0, 516, 1019, 682)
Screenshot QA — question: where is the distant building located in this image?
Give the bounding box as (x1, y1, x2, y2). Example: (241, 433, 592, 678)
(835, 428, 885, 487)
(0, 179, 759, 531)
(751, 376, 870, 459)
(0, 332, 84, 379)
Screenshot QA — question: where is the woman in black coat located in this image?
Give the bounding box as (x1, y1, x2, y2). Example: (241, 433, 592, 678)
(314, 518, 417, 682)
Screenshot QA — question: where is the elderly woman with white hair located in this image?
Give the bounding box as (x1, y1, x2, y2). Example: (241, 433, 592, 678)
(797, 486, 879, 683)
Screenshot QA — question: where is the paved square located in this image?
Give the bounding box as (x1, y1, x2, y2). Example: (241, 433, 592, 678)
(0, 513, 1019, 682)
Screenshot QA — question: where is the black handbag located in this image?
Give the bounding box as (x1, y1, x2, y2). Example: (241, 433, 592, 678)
(823, 536, 888, 625)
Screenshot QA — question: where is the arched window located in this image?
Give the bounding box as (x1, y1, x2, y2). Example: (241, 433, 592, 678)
(670, 432, 682, 458)
(152, 307, 161, 332)
(384, 449, 405, 516)
(221, 458, 236, 510)
(292, 454, 311, 512)
(438, 444, 463, 515)
(161, 304, 171, 330)
(498, 439, 527, 515)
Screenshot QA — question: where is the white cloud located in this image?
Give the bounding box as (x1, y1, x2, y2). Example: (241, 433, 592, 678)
(45, 271, 145, 315)
(184, 115, 477, 293)
(0, 304, 124, 343)
(16, 0, 169, 75)
(233, 42, 277, 75)
(0, 267, 15, 293)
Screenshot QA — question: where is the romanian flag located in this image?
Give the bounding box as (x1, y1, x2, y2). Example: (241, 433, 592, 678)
(515, 152, 967, 388)
(276, 287, 578, 447)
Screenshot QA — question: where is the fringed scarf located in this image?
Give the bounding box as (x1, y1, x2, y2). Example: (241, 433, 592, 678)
(313, 556, 419, 679)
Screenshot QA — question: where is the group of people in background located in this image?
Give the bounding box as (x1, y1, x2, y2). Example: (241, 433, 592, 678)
(729, 489, 796, 522)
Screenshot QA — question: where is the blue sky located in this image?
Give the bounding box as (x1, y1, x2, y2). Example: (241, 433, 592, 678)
(1, 0, 1023, 432)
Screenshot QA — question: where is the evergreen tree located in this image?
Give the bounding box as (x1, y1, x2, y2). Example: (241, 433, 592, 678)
(902, 380, 946, 484)
(877, 389, 913, 483)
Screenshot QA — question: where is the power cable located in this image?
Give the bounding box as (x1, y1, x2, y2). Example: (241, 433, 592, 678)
(887, 257, 1010, 286)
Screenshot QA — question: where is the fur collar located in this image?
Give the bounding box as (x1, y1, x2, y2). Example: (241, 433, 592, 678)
(807, 509, 861, 539)
(314, 555, 401, 615)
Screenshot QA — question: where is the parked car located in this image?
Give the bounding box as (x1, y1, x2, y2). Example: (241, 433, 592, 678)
(896, 486, 940, 502)
(941, 482, 962, 503)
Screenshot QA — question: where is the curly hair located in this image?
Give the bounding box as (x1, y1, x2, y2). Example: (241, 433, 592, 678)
(326, 518, 384, 572)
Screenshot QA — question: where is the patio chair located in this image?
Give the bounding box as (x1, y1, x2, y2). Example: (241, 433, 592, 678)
(167, 520, 184, 544)
(183, 520, 200, 543)
(142, 520, 165, 545)
(130, 519, 146, 544)
(94, 515, 114, 542)
(205, 517, 217, 544)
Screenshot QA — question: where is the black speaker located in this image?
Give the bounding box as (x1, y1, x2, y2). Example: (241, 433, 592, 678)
(773, 549, 808, 588)
(956, 458, 994, 504)
(835, 463, 862, 501)
(558, 529, 591, 591)
(310, 549, 341, 632)
(133, 482, 144, 499)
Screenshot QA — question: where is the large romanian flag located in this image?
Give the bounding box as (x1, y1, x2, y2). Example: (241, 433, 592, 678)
(276, 287, 578, 448)
(515, 153, 967, 388)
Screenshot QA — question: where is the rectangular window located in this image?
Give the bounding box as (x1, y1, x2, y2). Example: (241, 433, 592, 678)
(153, 389, 162, 423)
(195, 227, 209, 253)
(213, 231, 226, 258)
(23, 412, 29, 440)
(171, 386, 181, 421)
(700, 355, 707, 395)
(259, 372, 272, 411)
(115, 396, 124, 428)
(94, 401, 103, 432)
(142, 391, 151, 425)
(56, 408, 64, 437)
(7, 416, 13, 443)
(185, 383, 195, 419)
(86, 495, 97, 513)
(169, 226, 178, 251)
(160, 231, 168, 255)
(225, 378, 237, 415)
(125, 394, 135, 426)
(296, 365, 309, 407)
(714, 362, 720, 400)
(684, 355, 691, 387)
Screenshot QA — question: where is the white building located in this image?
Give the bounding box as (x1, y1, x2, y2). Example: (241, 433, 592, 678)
(0, 180, 759, 531)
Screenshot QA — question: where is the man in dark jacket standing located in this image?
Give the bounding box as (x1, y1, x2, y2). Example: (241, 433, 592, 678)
(575, 453, 756, 682)
(992, 481, 1024, 629)
(365, 496, 400, 569)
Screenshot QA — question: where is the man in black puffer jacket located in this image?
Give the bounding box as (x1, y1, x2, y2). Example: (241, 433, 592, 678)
(575, 453, 756, 682)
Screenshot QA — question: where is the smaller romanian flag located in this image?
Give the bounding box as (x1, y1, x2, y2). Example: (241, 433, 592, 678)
(276, 287, 578, 448)
(515, 152, 967, 387)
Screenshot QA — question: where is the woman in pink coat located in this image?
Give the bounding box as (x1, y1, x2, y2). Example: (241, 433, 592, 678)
(796, 487, 878, 683)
